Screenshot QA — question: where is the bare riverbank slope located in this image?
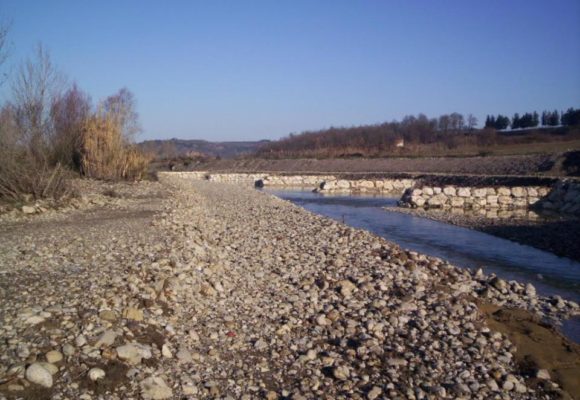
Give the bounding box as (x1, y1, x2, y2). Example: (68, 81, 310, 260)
(183, 151, 580, 177)
(0, 179, 579, 399)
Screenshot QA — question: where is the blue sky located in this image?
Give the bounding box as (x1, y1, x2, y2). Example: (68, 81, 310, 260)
(1, 0, 579, 141)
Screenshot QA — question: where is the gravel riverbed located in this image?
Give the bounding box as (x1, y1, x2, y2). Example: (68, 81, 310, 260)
(0, 178, 579, 400)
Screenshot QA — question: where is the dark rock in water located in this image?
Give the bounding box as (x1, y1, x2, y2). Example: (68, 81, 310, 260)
(254, 179, 264, 188)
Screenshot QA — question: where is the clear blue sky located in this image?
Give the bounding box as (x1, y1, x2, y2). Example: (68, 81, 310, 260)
(1, 0, 579, 141)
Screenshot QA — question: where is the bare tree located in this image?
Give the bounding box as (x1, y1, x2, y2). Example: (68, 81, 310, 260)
(438, 114, 451, 133)
(467, 114, 478, 131)
(0, 23, 10, 86)
(101, 87, 141, 141)
(449, 112, 464, 132)
(51, 84, 92, 168)
(11, 44, 66, 155)
(0, 45, 69, 200)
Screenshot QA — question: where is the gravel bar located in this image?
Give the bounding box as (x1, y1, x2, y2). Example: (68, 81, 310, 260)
(0, 178, 579, 400)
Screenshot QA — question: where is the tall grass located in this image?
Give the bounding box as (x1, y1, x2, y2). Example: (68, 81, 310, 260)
(80, 112, 150, 180)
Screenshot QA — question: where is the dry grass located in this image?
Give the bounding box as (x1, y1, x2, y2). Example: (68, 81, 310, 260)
(0, 154, 71, 201)
(80, 113, 151, 181)
(396, 138, 580, 158)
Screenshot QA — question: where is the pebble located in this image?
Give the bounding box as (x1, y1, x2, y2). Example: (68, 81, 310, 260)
(45, 350, 63, 363)
(332, 365, 350, 380)
(140, 376, 173, 399)
(25, 363, 53, 388)
(536, 369, 551, 380)
(116, 343, 151, 365)
(88, 367, 105, 381)
(123, 307, 144, 321)
(21, 205, 36, 214)
(367, 386, 382, 399)
(95, 330, 117, 348)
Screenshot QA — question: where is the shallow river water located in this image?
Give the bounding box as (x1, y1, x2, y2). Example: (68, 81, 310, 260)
(265, 188, 580, 342)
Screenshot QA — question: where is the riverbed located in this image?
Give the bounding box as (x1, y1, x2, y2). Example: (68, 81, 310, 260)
(265, 188, 580, 341)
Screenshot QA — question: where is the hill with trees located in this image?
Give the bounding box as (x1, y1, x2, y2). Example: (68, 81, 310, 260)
(138, 138, 269, 160)
(255, 109, 580, 159)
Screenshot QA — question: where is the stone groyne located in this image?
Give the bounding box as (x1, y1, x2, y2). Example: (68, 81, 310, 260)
(158, 171, 580, 216)
(400, 185, 549, 210)
(159, 171, 415, 194)
(399, 181, 580, 216)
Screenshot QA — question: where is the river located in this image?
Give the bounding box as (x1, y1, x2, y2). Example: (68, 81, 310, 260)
(265, 188, 580, 342)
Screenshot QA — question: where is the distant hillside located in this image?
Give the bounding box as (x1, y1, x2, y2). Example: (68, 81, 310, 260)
(255, 110, 580, 159)
(139, 138, 270, 159)
(255, 123, 580, 159)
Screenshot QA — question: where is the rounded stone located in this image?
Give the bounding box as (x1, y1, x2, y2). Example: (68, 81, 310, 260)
(25, 363, 53, 388)
(88, 367, 106, 381)
(45, 350, 63, 364)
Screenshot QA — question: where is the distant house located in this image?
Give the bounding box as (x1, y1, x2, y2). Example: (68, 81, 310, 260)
(395, 138, 405, 148)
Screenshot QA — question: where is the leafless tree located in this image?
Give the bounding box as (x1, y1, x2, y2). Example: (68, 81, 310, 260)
(0, 45, 70, 200)
(50, 84, 92, 168)
(11, 44, 66, 156)
(0, 23, 10, 86)
(101, 87, 141, 141)
(467, 114, 478, 131)
(449, 112, 464, 132)
(438, 114, 450, 133)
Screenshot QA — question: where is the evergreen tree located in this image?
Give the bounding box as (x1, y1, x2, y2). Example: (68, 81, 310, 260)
(511, 113, 520, 129)
(485, 115, 497, 129)
(495, 115, 510, 130)
(541, 111, 547, 126)
(520, 112, 534, 128)
(532, 111, 539, 127)
(562, 108, 580, 126)
(547, 110, 560, 126)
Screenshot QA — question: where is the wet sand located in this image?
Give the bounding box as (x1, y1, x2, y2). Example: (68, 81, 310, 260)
(481, 304, 580, 399)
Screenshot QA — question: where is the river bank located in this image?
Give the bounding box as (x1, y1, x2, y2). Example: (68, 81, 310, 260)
(386, 206, 580, 263)
(0, 178, 579, 399)
(180, 151, 580, 177)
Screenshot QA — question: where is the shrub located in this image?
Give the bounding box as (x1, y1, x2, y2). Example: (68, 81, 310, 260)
(0, 104, 70, 201)
(79, 112, 150, 180)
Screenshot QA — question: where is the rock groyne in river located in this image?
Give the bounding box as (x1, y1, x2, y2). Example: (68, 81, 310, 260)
(159, 171, 580, 216)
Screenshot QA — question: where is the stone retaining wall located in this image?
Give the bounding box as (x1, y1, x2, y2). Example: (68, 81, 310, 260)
(159, 171, 331, 187)
(319, 178, 415, 194)
(157, 171, 414, 193)
(400, 182, 580, 216)
(158, 172, 580, 216)
(400, 185, 549, 210)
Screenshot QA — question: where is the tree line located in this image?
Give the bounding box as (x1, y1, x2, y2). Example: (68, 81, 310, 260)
(484, 108, 580, 130)
(0, 26, 150, 201)
(257, 108, 580, 159)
